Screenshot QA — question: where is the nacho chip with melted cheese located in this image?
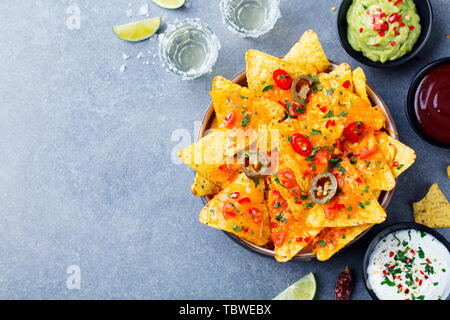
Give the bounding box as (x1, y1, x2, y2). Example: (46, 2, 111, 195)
(211, 76, 285, 127)
(413, 183, 450, 228)
(283, 29, 330, 72)
(345, 130, 396, 191)
(199, 173, 271, 246)
(352, 67, 370, 104)
(315, 224, 372, 261)
(246, 49, 318, 95)
(191, 173, 221, 197)
(179, 130, 242, 186)
(267, 183, 322, 262)
(375, 132, 416, 177)
(329, 63, 353, 92)
(304, 158, 386, 228)
(307, 73, 386, 132)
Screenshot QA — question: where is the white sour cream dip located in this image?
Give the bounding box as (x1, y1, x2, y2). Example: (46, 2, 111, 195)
(367, 229, 450, 300)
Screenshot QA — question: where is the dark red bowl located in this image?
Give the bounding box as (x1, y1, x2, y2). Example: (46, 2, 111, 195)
(405, 57, 450, 148)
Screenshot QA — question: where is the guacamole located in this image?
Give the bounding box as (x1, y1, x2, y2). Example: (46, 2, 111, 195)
(347, 0, 421, 63)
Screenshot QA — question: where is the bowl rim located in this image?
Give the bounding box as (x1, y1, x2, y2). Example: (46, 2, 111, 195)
(197, 60, 399, 261)
(405, 56, 450, 148)
(337, 0, 433, 68)
(362, 222, 450, 300)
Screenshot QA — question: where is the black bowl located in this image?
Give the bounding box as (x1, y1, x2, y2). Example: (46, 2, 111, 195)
(337, 0, 433, 68)
(362, 222, 450, 300)
(406, 57, 450, 148)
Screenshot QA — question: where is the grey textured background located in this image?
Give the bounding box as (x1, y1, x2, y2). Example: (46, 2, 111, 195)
(0, 0, 448, 299)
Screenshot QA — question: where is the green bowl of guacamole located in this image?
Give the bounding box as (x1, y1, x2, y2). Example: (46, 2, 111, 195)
(337, 0, 433, 67)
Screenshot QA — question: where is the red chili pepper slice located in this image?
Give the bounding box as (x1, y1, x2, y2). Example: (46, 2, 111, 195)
(291, 133, 313, 157)
(343, 121, 366, 143)
(273, 69, 292, 90)
(223, 111, 236, 128)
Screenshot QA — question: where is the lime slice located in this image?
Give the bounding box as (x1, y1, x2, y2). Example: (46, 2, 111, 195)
(113, 17, 161, 42)
(273, 273, 317, 300)
(151, 0, 185, 9)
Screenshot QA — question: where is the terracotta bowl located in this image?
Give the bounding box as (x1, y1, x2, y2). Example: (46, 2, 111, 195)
(197, 61, 398, 261)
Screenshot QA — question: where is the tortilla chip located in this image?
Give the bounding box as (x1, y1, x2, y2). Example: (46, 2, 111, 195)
(447, 165, 450, 179)
(329, 63, 353, 92)
(212, 76, 285, 126)
(376, 132, 416, 177)
(413, 183, 450, 228)
(306, 73, 386, 132)
(372, 189, 382, 200)
(269, 173, 306, 220)
(346, 130, 396, 191)
(268, 183, 322, 262)
(191, 173, 221, 197)
(306, 200, 386, 227)
(210, 76, 285, 152)
(352, 67, 370, 104)
(199, 173, 271, 246)
(179, 130, 242, 186)
(304, 158, 387, 227)
(246, 49, 317, 94)
(284, 30, 330, 72)
(315, 224, 372, 261)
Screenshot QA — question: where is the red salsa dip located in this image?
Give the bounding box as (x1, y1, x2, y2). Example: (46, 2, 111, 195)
(414, 63, 450, 144)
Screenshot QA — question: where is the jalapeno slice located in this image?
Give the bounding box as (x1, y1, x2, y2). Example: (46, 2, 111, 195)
(237, 150, 271, 178)
(308, 172, 338, 205)
(291, 75, 313, 105)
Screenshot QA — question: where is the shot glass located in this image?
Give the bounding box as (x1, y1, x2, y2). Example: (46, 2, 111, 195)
(219, 0, 280, 38)
(158, 19, 221, 80)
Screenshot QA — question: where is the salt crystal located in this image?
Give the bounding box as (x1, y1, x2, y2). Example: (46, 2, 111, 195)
(120, 65, 126, 72)
(139, 4, 149, 16)
(136, 52, 144, 60)
(122, 53, 130, 60)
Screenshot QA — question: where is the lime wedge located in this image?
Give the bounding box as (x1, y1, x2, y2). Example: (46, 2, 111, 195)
(113, 17, 161, 42)
(151, 0, 185, 9)
(273, 273, 317, 300)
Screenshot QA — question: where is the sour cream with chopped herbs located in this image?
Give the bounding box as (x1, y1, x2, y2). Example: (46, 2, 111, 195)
(367, 229, 450, 300)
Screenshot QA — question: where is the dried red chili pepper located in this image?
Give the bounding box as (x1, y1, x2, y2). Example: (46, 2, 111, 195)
(334, 265, 354, 300)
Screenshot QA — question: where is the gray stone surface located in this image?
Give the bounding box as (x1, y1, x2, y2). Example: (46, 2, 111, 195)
(0, 0, 448, 299)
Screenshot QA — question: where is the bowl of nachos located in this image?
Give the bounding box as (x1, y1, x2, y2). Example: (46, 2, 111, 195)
(179, 30, 416, 262)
